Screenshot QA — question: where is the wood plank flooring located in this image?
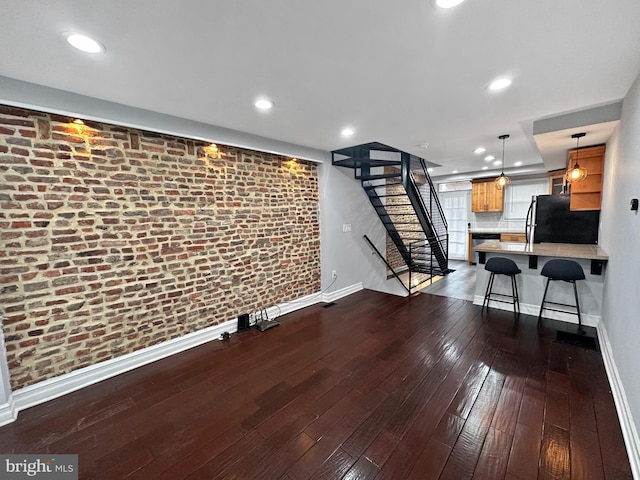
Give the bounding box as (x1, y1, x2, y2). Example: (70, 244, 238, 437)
(0, 290, 632, 479)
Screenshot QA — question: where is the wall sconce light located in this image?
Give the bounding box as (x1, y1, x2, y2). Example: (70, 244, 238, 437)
(204, 143, 223, 159)
(566, 132, 588, 183)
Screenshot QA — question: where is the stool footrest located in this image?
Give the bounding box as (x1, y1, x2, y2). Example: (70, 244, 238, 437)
(485, 297, 518, 305)
(539, 305, 579, 316)
(486, 292, 518, 302)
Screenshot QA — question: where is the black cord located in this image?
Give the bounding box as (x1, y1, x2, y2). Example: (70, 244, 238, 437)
(252, 275, 338, 324)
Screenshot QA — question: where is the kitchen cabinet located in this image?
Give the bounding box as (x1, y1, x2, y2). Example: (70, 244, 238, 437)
(548, 169, 566, 195)
(471, 178, 503, 212)
(568, 145, 605, 211)
(500, 233, 526, 242)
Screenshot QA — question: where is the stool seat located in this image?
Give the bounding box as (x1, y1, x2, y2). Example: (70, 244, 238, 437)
(538, 259, 586, 333)
(541, 259, 585, 281)
(482, 257, 521, 316)
(485, 257, 522, 276)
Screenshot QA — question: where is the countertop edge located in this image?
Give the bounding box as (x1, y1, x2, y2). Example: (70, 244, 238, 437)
(472, 242, 609, 261)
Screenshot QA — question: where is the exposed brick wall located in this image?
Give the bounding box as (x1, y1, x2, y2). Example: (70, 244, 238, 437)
(386, 236, 405, 272)
(383, 167, 420, 272)
(0, 105, 320, 390)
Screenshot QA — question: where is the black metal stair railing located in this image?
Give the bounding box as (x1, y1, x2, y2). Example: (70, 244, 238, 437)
(407, 155, 449, 272)
(363, 234, 411, 295)
(331, 142, 450, 287)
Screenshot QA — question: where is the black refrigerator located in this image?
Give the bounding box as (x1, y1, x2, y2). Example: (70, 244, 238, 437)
(527, 194, 600, 244)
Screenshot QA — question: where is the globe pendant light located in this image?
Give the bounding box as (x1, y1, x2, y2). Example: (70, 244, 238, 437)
(494, 134, 510, 190)
(566, 132, 588, 183)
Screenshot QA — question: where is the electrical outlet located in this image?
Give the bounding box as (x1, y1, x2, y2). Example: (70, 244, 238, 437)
(331, 270, 337, 279)
(342, 223, 352, 232)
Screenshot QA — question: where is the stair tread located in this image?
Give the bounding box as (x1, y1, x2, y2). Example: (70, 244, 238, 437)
(364, 193, 408, 198)
(333, 158, 401, 168)
(382, 222, 421, 225)
(374, 204, 414, 208)
(357, 173, 402, 180)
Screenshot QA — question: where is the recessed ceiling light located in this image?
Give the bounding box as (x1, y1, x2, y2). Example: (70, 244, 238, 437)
(488, 77, 512, 91)
(474, 147, 486, 155)
(482, 166, 489, 170)
(435, 0, 465, 8)
(452, 170, 459, 174)
(64, 33, 105, 53)
(427, 168, 434, 173)
(484, 155, 495, 161)
(514, 161, 522, 167)
(254, 99, 274, 110)
(341, 128, 355, 137)
(493, 160, 502, 166)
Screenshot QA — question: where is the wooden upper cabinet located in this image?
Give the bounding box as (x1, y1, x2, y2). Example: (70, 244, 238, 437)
(471, 181, 486, 212)
(568, 145, 605, 211)
(549, 169, 566, 195)
(471, 179, 503, 212)
(485, 182, 504, 211)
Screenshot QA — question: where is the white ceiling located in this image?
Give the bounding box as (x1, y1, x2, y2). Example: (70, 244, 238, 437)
(1, 0, 640, 179)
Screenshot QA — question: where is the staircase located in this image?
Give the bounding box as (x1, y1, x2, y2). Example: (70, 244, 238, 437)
(332, 142, 450, 288)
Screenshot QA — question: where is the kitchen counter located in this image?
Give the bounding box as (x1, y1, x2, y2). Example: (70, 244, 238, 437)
(467, 231, 528, 264)
(473, 242, 609, 261)
(468, 228, 524, 234)
(472, 241, 608, 326)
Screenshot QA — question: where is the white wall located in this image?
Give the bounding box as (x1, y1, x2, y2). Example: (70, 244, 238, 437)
(318, 162, 409, 297)
(600, 71, 640, 469)
(0, 76, 326, 164)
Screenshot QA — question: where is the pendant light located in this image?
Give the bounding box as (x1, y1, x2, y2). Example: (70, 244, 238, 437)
(494, 134, 510, 190)
(566, 132, 588, 183)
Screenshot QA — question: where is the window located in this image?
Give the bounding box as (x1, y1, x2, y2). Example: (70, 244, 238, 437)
(503, 179, 549, 220)
(438, 181, 471, 193)
(439, 191, 469, 260)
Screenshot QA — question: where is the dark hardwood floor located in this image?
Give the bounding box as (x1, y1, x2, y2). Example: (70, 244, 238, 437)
(0, 290, 632, 479)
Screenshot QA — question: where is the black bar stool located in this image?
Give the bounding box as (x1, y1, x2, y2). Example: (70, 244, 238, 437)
(482, 257, 521, 315)
(538, 259, 586, 333)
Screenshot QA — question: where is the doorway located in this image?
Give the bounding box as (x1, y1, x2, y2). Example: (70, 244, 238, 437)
(440, 190, 470, 261)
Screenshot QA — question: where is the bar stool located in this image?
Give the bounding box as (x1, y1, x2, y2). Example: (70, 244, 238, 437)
(538, 259, 586, 333)
(482, 257, 521, 315)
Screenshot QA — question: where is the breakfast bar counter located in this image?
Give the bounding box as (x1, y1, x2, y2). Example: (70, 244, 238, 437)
(474, 241, 608, 261)
(472, 242, 608, 325)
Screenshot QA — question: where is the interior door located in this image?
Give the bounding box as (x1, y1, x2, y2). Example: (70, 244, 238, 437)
(440, 191, 469, 260)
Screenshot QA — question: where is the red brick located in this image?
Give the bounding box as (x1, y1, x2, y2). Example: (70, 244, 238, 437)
(68, 333, 90, 344)
(0, 107, 320, 392)
(11, 221, 31, 228)
(47, 287, 74, 300)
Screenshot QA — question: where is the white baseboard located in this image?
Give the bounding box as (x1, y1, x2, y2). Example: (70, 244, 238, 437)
(597, 322, 640, 479)
(0, 283, 363, 426)
(472, 295, 600, 327)
(323, 282, 363, 303)
(0, 401, 17, 427)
